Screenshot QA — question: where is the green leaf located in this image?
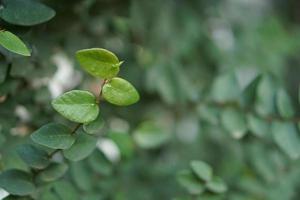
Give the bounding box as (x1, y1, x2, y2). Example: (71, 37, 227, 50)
(63, 133, 97, 161)
(102, 77, 140, 106)
(70, 162, 92, 191)
(83, 114, 105, 134)
(247, 114, 270, 138)
(276, 88, 294, 118)
(206, 177, 227, 193)
(76, 48, 122, 79)
(31, 123, 75, 149)
(190, 160, 213, 182)
(88, 150, 112, 176)
(37, 163, 68, 182)
(211, 72, 241, 103)
(271, 122, 300, 159)
(0, 31, 30, 56)
(52, 90, 99, 123)
(0, 62, 8, 84)
(221, 108, 247, 139)
(17, 144, 50, 169)
(0, 0, 55, 26)
(0, 169, 35, 196)
(177, 170, 204, 195)
(53, 180, 79, 200)
(255, 75, 276, 116)
(133, 121, 170, 149)
(109, 131, 135, 159)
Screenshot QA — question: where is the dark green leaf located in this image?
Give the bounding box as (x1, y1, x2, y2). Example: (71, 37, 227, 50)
(0, 169, 35, 196)
(102, 77, 140, 106)
(37, 163, 68, 182)
(53, 180, 78, 200)
(31, 123, 75, 149)
(0, 0, 55, 26)
(63, 133, 97, 161)
(76, 48, 122, 79)
(17, 144, 50, 169)
(0, 31, 30, 56)
(51, 90, 99, 123)
(83, 114, 105, 134)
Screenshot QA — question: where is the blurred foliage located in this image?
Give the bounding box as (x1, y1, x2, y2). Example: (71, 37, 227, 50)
(1, 0, 300, 199)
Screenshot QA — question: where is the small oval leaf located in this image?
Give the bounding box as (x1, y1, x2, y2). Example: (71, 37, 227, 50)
(102, 77, 139, 106)
(0, 0, 55, 26)
(76, 48, 121, 79)
(63, 133, 97, 162)
(0, 169, 35, 196)
(37, 163, 68, 182)
(0, 31, 30, 56)
(31, 123, 75, 149)
(17, 144, 50, 169)
(52, 90, 99, 123)
(190, 160, 213, 182)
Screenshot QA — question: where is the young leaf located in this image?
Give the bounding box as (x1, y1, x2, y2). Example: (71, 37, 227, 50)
(63, 133, 97, 161)
(206, 177, 227, 193)
(17, 144, 50, 169)
(0, 169, 35, 196)
(0, 31, 30, 56)
(31, 123, 75, 149)
(276, 88, 294, 118)
(83, 114, 105, 134)
(190, 160, 213, 182)
(102, 77, 140, 106)
(52, 90, 99, 123)
(76, 48, 122, 79)
(37, 163, 68, 182)
(0, 0, 55, 26)
(177, 170, 204, 195)
(271, 122, 300, 159)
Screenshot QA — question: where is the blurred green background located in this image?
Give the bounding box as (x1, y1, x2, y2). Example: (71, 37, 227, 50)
(2, 0, 300, 199)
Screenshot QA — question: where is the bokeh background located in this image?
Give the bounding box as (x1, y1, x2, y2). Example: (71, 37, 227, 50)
(2, 0, 300, 199)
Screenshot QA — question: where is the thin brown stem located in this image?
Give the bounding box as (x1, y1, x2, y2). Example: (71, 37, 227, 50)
(96, 79, 107, 104)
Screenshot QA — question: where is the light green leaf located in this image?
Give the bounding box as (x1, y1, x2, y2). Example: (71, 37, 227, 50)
(276, 88, 294, 118)
(83, 114, 105, 134)
(0, 169, 35, 196)
(190, 160, 213, 182)
(17, 144, 50, 169)
(52, 90, 99, 123)
(221, 108, 247, 139)
(0, 0, 55, 26)
(133, 121, 170, 149)
(37, 163, 68, 182)
(0, 31, 30, 56)
(177, 170, 204, 195)
(63, 133, 97, 161)
(272, 122, 300, 159)
(76, 48, 122, 79)
(206, 177, 227, 193)
(31, 123, 75, 149)
(102, 77, 140, 106)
